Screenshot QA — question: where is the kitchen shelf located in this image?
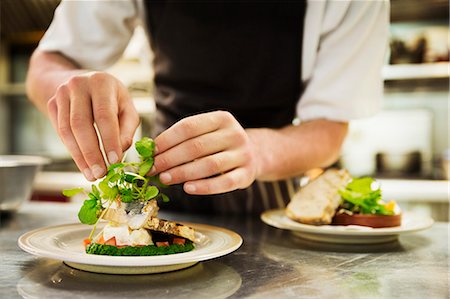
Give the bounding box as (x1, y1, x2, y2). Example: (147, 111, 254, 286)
(383, 62, 449, 80)
(0, 83, 26, 96)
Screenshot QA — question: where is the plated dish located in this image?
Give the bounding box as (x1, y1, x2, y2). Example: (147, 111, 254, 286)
(263, 168, 434, 244)
(261, 209, 434, 244)
(18, 137, 242, 274)
(286, 169, 403, 228)
(18, 221, 242, 274)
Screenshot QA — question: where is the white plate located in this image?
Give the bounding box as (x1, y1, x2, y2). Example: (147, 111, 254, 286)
(18, 222, 242, 274)
(261, 209, 434, 244)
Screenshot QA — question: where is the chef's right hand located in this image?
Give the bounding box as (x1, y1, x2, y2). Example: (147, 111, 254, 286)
(47, 71, 140, 181)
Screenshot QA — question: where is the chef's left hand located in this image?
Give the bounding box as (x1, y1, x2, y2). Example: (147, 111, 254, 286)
(150, 111, 260, 195)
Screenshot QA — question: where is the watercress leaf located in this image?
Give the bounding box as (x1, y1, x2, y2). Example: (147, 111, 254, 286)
(161, 193, 170, 203)
(144, 186, 159, 201)
(120, 188, 134, 203)
(124, 174, 135, 183)
(107, 186, 119, 200)
(135, 137, 155, 159)
(110, 173, 122, 183)
(99, 180, 118, 200)
(139, 158, 154, 177)
(91, 185, 101, 199)
(78, 198, 99, 225)
(109, 162, 125, 171)
(99, 180, 110, 195)
(62, 188, 84, 197)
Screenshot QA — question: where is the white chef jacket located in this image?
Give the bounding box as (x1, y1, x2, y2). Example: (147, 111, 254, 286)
(38, 0, 389, 123)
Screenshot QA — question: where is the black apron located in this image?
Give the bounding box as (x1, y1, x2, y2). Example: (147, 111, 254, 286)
(144, 1, 306, 214)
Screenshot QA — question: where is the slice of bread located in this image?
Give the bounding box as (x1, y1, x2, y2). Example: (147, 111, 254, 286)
(144, 217, 196, 242)
(286, 169, 351, 225)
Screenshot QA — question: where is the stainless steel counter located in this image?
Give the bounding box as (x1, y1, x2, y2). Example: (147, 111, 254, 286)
(1, 202, 448, 299)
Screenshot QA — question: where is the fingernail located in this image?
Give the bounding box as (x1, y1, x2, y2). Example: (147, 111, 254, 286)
(91, 164, 105, 179)
(185, 184, 196, 193)
(107, 151, 119, 164)
(82, 168, 95, 181)
(153, 145, 159, 155)
(159, 172, 172, 184)
(148, 166, 157, 176)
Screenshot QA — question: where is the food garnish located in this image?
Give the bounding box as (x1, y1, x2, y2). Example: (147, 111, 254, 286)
(338, 177, 397, 216)
(63, 137, 195, 256)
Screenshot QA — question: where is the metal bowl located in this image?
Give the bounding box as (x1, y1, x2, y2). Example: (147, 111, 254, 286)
(0, 155, 50, 212)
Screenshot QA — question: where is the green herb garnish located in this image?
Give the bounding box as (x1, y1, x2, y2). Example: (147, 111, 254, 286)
(338, 177, 393, 215)
(62, 137, 169, 234)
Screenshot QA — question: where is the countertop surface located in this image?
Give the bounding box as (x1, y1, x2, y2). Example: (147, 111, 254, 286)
(1, 202, 449, 299)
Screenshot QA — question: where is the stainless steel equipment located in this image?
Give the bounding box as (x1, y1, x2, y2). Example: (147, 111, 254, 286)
(0, 155, 50, 211)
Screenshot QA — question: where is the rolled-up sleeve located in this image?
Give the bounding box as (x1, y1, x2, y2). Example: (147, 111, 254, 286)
(297, 0, 389, 122)
(38, 0, 138, 70)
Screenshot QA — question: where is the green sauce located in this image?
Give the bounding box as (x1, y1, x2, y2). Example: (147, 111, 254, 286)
(86, 241, 194, 256)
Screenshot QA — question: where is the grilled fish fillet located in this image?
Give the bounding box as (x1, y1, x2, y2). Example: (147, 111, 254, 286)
(144, 217, 196, 242)
(286, 169, 351, 225)
(103, 200, 159, 229)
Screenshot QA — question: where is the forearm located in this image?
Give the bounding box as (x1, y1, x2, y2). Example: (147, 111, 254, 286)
(26, 50, 86, 114)
(247, 119, 348, 181)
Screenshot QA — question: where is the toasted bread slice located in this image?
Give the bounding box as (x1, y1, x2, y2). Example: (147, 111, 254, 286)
(286, 169, 351, 225)
(144, 217, 196, 242)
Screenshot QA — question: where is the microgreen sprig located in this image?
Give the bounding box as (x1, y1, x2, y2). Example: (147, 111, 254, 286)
(63, 137, 169, 235)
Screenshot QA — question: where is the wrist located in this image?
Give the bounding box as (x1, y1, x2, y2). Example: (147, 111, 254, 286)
(245, 128, 272, 181)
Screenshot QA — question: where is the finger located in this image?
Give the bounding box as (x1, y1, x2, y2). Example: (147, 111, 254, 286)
(118, 97, 140, 152)
(154, 111, 232, 154)
(91, 81, 121, 164)
(183, 167, 252, 195)
(55, 87, 94, 181)
(69, 88, 106, 179)
(159, 150, 246, 185)
(153, 130, 234, 174)
(47, 96, 58, 129)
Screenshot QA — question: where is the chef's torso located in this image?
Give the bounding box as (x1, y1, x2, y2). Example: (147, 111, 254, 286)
(144, 1, 306, 214)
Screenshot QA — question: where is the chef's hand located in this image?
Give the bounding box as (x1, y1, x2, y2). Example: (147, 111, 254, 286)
(151, 111, 260, 195)
(47, 71, 140, 181)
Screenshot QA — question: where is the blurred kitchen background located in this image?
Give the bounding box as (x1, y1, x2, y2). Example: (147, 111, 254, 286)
(0, 1, 448, 219)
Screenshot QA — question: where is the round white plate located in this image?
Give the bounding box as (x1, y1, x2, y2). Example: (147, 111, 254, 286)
(261, 209, 434, 244)
(18, 222, 242, 274)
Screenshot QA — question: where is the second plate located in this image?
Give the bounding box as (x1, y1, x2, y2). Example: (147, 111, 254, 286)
(261, 209, 434, 244)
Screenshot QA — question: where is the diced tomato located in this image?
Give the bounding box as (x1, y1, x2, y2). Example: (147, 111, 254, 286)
(96, 235, 106, 245)
(83, 238, 91, 248)
(173, 238, 186, 245)
(104, 237, 117, 246)
(156, 241, 169, 247)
